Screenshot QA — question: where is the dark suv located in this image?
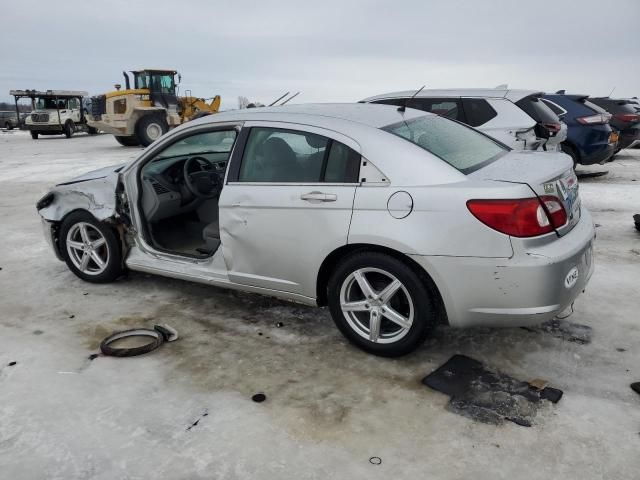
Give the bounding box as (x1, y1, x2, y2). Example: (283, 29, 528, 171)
(588, 98, 640, 152)
(542, 93, 615, 165)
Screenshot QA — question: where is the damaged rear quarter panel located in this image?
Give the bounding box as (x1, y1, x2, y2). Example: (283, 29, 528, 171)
(38, 172, 120, 222)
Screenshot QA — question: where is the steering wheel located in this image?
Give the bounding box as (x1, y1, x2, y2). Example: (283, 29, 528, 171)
(183, 156, 221, 199)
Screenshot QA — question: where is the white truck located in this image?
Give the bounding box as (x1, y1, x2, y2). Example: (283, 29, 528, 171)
(10, 90, 98, 139)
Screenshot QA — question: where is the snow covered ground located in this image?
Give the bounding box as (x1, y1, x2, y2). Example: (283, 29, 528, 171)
(0, 130, 639, 479)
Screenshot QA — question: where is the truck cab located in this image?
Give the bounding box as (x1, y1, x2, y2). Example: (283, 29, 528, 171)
(10, 90, 97, 139)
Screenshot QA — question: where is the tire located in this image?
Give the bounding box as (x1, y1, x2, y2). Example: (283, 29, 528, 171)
(5, 122, 13, 130)
(59, 211, 123, 283)
(560, 143, 578, 168)
(135, 115, 168, 146)
(87, 126, 98, 135)
(64, 120, 75, 138)
(31, 131, 38, 139)
(114, 135, 141, 147)
(327, 252, 438, 357)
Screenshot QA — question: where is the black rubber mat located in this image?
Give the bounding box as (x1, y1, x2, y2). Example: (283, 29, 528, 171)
(422, 355, 563, 427)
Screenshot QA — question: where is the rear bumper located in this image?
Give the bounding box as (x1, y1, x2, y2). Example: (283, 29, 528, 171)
(616, 128, 640, 150)
(579, 143, 615, 165)
(411, 208, 596, 328)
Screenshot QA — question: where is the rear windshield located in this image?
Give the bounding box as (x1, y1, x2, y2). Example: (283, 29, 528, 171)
(583, 100, 607, 114)
(382, 115, 507, 174)
(516, 95, 559, 123)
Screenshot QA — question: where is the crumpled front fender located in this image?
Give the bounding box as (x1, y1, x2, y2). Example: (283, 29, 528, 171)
(38, 172, 120, 222)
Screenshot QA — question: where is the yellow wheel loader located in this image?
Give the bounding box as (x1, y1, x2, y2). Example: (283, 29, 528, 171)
(87, 69, 221, 147)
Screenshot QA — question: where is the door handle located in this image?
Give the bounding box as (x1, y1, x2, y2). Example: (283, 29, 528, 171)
(300, 191, 337, 203)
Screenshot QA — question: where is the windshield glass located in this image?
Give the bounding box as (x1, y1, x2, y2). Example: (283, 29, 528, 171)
(154, 130, 237, 161)
(35, 98, 69, 109)
(516, 95, 559, 123)
(134, 72, 175, 93)
(382, 115, 507, 174)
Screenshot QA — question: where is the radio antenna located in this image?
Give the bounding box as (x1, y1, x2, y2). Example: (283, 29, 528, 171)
(280, 91, 300, 105)
(269, 92, 290, 106)
(397, 85, 425, 112)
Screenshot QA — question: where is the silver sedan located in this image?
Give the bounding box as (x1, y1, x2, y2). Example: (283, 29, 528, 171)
(37, 103, 595, 356)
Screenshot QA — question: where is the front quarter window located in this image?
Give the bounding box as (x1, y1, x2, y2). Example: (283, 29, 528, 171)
(382, 115, 507, 174)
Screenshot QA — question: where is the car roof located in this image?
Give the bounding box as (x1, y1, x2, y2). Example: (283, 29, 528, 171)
(362, 88, 544, 103)
(189, 103, 430, 132)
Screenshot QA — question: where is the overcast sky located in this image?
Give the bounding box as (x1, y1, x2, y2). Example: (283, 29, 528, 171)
(2, 0, 639, 109)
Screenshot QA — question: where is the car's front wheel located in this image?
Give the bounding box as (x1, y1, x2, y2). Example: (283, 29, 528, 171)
(327, 252, 437, 357)
(59, 211, 123, 283)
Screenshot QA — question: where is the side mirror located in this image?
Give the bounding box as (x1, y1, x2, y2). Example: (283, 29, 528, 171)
(177, 74, 182, 84)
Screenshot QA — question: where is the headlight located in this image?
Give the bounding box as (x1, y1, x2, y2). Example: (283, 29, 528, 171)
(36, 192, 54, 210)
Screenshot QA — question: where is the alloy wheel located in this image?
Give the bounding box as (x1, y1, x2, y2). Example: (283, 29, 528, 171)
(339, 267, 414, 344)
(66, 222, 110, 275)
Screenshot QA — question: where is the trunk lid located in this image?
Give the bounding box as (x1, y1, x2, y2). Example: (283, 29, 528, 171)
(470, 150, 580, 236)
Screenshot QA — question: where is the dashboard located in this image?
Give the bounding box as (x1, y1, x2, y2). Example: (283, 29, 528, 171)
(141, 152, 229, 223)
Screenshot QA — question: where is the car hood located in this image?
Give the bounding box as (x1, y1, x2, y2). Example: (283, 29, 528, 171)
(56, 162, 128, 186)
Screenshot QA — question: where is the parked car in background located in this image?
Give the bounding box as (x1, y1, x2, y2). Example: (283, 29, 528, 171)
(361, 89, 566, 152)
(0, 110, 19, 130)
(541, 93, 615, 166)
(588, 97, 640, 153)
(37, 103, 595, 357)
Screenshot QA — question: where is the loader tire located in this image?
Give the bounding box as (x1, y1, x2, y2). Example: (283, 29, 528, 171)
(114, 135, 141, 147)
(136, 115, 168, 147)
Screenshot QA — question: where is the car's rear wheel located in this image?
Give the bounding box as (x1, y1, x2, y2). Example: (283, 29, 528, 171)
(327, 252, 437, 357)
(59, 211, 123, 283)
(114, 135, 140, 147)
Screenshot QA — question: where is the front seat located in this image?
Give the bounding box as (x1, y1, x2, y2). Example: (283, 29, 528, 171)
(261, 137, 300, 181)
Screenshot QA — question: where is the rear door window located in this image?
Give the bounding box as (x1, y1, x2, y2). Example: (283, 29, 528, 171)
(238, 127, 360, 183)
(370, 97, 464, 122)
(409, 98, 464, 122)
(461, 98, 497, 126)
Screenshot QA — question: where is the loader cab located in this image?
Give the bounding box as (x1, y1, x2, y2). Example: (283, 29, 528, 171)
(132, 69, 179, 109)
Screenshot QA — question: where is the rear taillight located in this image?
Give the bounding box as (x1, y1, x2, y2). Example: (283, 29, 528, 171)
(576, 113, 611, 125)
(613, 113, 640, 123)
(467, 196, 567, 237)
(542, 122, 561, 134)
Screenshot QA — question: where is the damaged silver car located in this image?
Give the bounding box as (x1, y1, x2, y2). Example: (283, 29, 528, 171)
(37, 104, 595, 356)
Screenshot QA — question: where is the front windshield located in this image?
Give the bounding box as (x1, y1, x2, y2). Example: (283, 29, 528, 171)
(134, 72, 175, 94)
(36, 98, 68, 110)
(154, 130, 237, 161)
(382, 115, 508, 174)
